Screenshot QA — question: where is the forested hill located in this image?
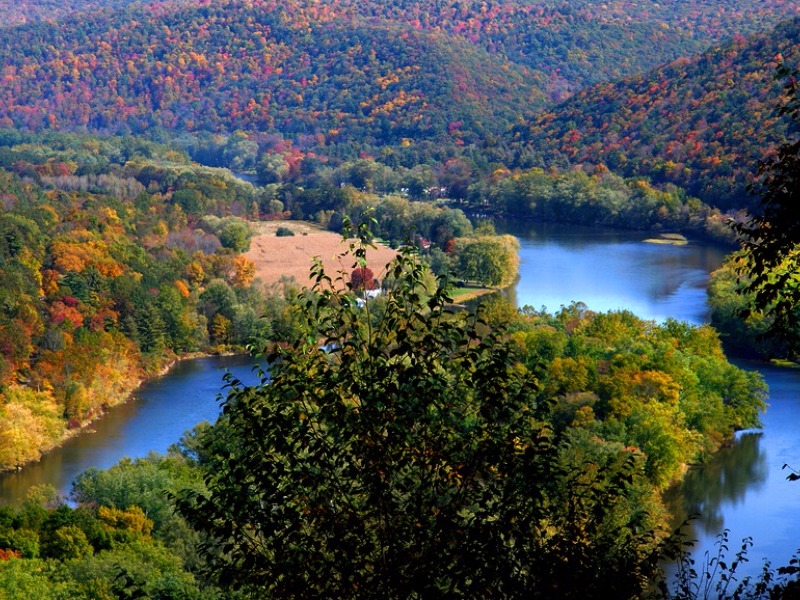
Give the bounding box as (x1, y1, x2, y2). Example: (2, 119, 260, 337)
(0, 0, 154, 27)
(508, 17, 800, 211)
(1, 0, 799, 149)
(2, 1, 799, 88)
(0, 0, 546, 146)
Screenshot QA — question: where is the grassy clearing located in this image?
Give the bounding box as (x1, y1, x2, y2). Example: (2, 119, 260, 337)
(448, 285, 494, 302)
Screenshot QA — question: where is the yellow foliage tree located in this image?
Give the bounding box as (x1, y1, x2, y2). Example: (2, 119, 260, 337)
(231, 255, 256, 288)
(0, 387, 63, 470)
(98, 505, 154, 536)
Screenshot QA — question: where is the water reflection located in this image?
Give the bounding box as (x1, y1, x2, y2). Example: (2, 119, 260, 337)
(668, 432, 768, 538)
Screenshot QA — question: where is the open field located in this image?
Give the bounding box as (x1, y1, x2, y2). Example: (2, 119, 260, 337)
(244, 221, 399, 287)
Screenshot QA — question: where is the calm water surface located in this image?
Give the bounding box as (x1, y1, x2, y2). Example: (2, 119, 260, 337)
(501, 221, 726, 324)
(0, 354, 260, 503)
(3, 221, 798, 577)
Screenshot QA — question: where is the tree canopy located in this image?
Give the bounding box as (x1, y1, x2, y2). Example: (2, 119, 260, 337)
(732, 66, 800, 353)
(175, 232, 663, 599)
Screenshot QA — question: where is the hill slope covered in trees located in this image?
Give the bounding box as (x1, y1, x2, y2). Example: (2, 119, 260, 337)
(1, 0, 799, 153)
(508, 17, 800, 210)
(0, 0, 547, 146)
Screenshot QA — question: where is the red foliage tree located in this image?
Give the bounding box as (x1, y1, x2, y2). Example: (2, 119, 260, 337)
(350, 266, 376, 291)
(0, 549, 21, 561)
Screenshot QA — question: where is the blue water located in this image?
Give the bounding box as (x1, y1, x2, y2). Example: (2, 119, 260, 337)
(0, 355, 262, 503)
(501, 221, 726, 325)
(2, 221, 797, 581)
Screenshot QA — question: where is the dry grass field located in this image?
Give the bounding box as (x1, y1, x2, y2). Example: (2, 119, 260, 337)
(244, 221, 399, 287)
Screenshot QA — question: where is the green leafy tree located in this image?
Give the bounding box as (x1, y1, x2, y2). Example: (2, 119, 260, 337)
(733, 66, 800, 353)
(0, 558, 64, 599)
(45, 526, 94, 560)
(256, 153, 290, 185)
(198, 279, 237, 321)
(175, 232, 660, 598)
(453, 235, 520, 287)
(218, 220, 252, 253)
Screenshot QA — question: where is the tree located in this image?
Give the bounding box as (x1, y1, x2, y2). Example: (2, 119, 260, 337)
(231, 255, 256, 288)
(0, 401, 52, 470)
(453, 235, 520, 287)
(733, 67, 800, 353)
(349, 266, 376, 292)
(256, 152, 290, 185)
(198, 279, 237, 321)
(175, 232, 660, 599)
(218, 220, 252, 253)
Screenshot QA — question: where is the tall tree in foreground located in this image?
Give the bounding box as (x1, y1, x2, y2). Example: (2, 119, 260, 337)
(733, 65, 800, 353)
(175, 228, 660, 599)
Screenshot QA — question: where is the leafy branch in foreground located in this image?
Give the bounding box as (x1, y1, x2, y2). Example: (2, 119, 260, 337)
(733, 65, 800, 354)
(174, 227, 660, 599)
(656, 527, 800, 600)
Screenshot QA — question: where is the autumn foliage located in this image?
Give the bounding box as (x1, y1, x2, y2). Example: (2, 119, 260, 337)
(349, 266, 377, 291)
(0, 141, 274, 472)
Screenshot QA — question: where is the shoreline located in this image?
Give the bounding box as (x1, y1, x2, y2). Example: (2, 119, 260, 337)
(0, 349, 244, 476)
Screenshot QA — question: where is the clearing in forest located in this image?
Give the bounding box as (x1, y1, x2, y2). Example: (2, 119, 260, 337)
(244, 221, 399, 287)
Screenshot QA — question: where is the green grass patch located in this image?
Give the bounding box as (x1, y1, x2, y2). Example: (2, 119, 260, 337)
(448, 285, 493, 302)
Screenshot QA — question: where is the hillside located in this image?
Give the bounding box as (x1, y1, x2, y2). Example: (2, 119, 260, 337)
(509, 17, 800, 210)
(0, 0, 546, 146)
(0, 0, 147, 27)
(0, 0, 799, 152)
(2, 1, 799, 87)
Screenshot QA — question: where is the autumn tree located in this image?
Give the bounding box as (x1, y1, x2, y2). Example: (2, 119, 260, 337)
(231, 255, 256, 288)
(0, 387, 63, 470)
(349, 266, 376, 292)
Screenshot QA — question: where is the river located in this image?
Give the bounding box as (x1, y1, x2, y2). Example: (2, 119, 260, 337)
(1, 221, 797, 577)
(0, 354, 260, 504)
(503, 221, 800, 579)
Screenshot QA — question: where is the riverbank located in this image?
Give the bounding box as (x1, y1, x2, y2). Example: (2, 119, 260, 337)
(0, 349, 243, 476)
(0, 220, 395, 477)
(0, 354, 260, 504)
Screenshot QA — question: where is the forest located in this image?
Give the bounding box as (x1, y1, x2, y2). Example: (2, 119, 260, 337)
(0, 0, 797, 210)
(0, 129, 538, 471)
(0, 242, 774, 598)
(0, 0, 799, 596)
(0, 125, 781, 595)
